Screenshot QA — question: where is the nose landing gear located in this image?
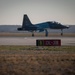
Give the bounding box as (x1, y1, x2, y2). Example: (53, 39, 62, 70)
(61, 29, 63, 36)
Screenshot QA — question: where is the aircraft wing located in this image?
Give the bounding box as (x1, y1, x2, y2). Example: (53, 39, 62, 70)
(36, 22, 50, 30)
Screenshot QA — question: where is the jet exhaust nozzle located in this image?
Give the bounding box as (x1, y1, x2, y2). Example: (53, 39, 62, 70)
(17, 28, 23, 30)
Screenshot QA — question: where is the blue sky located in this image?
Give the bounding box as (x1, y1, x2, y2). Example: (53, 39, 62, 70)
(0, 0, 75, 25)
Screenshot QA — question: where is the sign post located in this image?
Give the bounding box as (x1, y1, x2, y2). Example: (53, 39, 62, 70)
(36, 39, 61, 46)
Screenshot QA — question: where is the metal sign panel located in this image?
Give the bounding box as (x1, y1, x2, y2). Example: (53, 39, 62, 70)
(36, 39, 61, 46)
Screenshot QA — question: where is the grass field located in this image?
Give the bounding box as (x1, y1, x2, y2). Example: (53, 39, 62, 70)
(0, 45, 75, 51)
(0, 46, 75, 75)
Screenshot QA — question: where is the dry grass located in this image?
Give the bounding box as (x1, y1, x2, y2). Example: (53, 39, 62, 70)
(0, 46, 75, 75)
(0, 45, 75, 51)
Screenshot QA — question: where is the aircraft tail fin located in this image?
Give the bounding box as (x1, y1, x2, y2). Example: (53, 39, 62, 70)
(22, 14, 32, 28)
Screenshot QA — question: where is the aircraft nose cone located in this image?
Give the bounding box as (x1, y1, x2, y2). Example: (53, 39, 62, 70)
(63, 25, 70, 29)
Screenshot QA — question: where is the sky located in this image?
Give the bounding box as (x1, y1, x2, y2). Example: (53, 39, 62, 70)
(0, 0, 75, 25)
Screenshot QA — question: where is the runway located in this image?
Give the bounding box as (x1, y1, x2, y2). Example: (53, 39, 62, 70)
(0, 37, 75, 46)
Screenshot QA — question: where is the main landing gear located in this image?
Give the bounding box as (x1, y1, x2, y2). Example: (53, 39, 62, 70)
(61, 29, 63, 36)
(45, 29, 48, 37)
(32, 31, 34, 37)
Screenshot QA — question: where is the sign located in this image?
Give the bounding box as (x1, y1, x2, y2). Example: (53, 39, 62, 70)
(36, 39, 61, 46)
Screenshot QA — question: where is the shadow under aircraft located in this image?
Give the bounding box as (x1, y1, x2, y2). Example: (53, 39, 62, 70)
(17, 14, 69, 36)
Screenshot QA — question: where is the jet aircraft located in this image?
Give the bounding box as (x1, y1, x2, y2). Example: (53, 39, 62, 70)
(17, 14, 69, 36)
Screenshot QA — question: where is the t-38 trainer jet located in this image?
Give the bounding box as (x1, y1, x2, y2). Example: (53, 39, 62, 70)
(17, 14, 69, 36)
